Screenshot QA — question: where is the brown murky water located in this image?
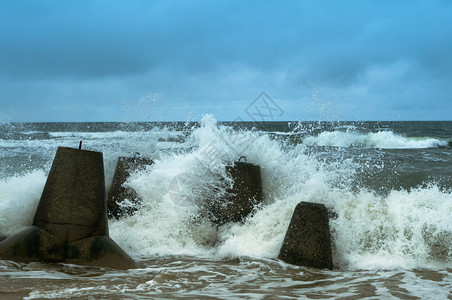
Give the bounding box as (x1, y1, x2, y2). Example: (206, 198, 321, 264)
(1, 258, 451, 299)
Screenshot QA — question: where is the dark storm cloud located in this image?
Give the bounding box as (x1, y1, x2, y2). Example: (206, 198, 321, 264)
(0, 1, 155, 78)
(1, 0, 451, 121)
(1, 0, 451, 81)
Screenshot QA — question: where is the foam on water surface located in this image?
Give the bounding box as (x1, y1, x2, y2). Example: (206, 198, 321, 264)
(303, 129, 449, 149)
(107, 116, 452, 271)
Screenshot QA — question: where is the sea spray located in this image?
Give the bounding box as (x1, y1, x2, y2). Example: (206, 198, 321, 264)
(330, 184, 452, 269)
(0, 170, 45, 236)
(110, 116, 452, 270)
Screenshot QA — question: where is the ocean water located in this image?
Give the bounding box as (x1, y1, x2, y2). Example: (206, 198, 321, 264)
(0, 116, 451, 299)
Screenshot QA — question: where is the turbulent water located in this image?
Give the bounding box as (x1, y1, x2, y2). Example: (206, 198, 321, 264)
(0, 116, 451, 299)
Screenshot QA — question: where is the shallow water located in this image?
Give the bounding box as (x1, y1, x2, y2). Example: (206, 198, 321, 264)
(1, 258, 451, 299)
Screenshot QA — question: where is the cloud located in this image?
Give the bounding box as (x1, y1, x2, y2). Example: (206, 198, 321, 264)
(1, 0, 452, 121)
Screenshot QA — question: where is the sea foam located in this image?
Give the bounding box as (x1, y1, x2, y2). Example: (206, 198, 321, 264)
(303, 130, 448, 149)
(109, 116, 452, 270)
(0, 170, 45, 236)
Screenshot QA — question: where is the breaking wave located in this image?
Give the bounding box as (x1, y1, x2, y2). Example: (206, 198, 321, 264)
(303, 130, 449, 149)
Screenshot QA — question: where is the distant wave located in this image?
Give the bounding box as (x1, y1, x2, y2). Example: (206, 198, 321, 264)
(302, 130, 449, 149)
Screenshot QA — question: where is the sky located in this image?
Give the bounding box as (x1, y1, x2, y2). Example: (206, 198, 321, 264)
(1, 0, 451, 122)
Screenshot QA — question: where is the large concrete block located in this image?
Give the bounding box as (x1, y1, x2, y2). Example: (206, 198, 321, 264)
(33, 147, 108, 241)
(278, 202, 333, 269)
(0, 147, 136, 269)
(107, 156, 154, 219)
(0, 226, 135, 269)
(209, 160, 264, 225)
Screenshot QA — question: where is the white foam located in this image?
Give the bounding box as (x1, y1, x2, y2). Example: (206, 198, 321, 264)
(0, 171, 45, 236)
(106, 116, 451, 270)
(330, 185, 452, 270)
(303, 130, 448, 149)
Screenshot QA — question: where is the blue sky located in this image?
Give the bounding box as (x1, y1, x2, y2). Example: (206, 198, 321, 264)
(1, 0, 451, 122)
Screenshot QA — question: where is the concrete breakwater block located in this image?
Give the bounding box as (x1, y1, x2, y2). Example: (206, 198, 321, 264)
(107, 156, 154, 219)
(209, 160, 264, 225)
(278, 202, 333, 269)
(0, 147, 136, 269)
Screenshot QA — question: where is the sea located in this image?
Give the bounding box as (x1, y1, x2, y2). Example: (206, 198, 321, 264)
(0, 115, 451, 299)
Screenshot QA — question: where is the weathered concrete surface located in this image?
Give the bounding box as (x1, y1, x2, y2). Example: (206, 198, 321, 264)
(0, 226, 135, 269)
(0, 147, 136, 269)
(209, 161, 264, 225)
(278, 202, 333, 269)
(33, 147, 108, 241)
(107, 156, 154, 219)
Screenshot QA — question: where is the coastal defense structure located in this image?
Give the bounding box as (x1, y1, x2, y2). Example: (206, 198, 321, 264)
(0, 147, 136, 269)
(107, 155, 154, 219)
(279, 202, 333, 269)
(209, 157, 264, 225)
